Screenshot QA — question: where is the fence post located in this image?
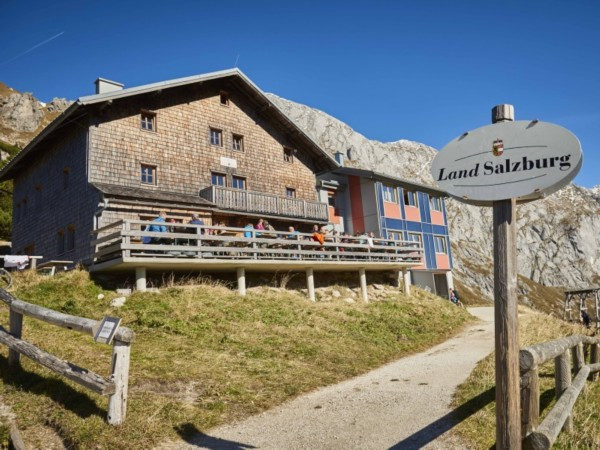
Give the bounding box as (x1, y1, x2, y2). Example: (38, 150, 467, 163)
(572, 342, 584, 373)
(521, 367, 540, 437)
(555, 350, 573, 432)
(8, 309, 23, 367)
(107, 339, 131, 425)
(590, 343, 599, 382)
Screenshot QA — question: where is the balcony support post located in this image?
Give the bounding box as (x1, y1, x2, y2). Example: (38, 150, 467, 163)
(236, 267, 246, 297)
(403, 269, 411, 296)
(135, 267, 147, 292)
(306, 268, 315, 301)
(359, 268, 368, 302)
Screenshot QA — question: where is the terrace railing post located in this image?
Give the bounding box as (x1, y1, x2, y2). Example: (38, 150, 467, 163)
(197, 226, 202, 258)
(8, 308, 23, 368)
(252, 231, 258, 260)
(555, 350, 573, 432)
(107, 338, 131, 425)
(521, 366, 540, 438)
(590, 343, 599, 382)
(302, 200, 307, 219)
(122, 221, 130, 258)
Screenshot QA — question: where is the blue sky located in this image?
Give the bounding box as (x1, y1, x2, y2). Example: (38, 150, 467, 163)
(2, 0, 599, 187)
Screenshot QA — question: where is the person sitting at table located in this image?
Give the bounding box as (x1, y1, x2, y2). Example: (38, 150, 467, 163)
(144, 211, 168, 245)
(312, 225, 326, 249)
(243, 222, 255, 238)
(264, 220, 276, 233)
(287, 226, 299, 240)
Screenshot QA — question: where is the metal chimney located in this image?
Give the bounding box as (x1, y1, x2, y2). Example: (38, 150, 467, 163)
(94, 77, 124, 95)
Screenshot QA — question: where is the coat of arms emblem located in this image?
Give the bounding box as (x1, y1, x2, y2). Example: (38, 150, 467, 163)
(492, 138, 504, 156)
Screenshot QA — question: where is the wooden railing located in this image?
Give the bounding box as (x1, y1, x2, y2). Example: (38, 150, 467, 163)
(91, 220, 424, 265)
(198, 185, 329, 221)
(520, 335, 600, 449)
(0, 288, 134, 425)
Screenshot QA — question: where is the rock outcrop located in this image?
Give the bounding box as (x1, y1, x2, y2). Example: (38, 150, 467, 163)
(0, 82, 71, 147)
(267, 93, 600, 299)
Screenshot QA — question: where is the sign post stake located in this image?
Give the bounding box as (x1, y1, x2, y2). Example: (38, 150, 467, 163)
(491, 104, 521, 448)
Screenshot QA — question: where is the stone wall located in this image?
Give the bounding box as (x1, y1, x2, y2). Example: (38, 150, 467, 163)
(12, 123, 99, 263)
(88, 82, 320, 203)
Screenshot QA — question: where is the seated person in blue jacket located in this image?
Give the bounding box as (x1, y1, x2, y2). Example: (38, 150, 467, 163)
(143, 211, 168, 245)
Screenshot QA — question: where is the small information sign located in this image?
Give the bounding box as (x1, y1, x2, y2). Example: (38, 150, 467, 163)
(94, 316, 122, 345)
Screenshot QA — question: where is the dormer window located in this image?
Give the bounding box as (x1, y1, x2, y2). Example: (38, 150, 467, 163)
(141, 111, 156, 131)
(220, 91, 229, 106)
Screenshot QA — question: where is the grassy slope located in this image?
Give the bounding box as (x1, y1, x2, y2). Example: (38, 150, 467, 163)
(0, 271, 472, 449)
(452, 307, 599, 449)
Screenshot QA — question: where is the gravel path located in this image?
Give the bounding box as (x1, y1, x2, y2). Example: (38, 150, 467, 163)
(162, 307, 494, 450)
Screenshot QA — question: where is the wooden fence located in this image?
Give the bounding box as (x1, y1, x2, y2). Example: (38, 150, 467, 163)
(520, 334, 600, 449)
(0, 288, 134, 425)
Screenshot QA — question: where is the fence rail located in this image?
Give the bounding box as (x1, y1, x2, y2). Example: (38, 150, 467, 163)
(0, 288, 134, 425)
(91, 220, 425, 266)
(520, 334, 600, 449)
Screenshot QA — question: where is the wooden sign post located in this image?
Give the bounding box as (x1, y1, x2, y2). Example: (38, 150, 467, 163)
(491, 105, 520, 448)
(431, 104, 582, 448)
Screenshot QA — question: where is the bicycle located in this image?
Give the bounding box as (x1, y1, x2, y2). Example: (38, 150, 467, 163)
(0, 267, 13, 290)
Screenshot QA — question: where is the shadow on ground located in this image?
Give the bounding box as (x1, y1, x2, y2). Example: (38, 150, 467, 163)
(176, 423, 257, 450)
(389, 386, 495, 449)
(0, 354, 105, 420)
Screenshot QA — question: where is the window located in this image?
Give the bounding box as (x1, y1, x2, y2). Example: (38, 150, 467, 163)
(63, 167, 70, 190)
(141, 164, 157, 185)
(407, 232, 423, 247)
(232, 134, 244, 151)
(404, 189, 418, 207)
(141, 111, 156, 131)
(286, 187, 296, 198)
(382, 184, 398, 203)
(66, 225, 76, 252)
(210, 128, 222, 146)
(430, 196, 442, 212)
(388, 231, 402, 241)
(211, 172, 226, 186)
(220, 91, 229, 106)
(327, 192, 336, 207)
(57, 229, 65, 255)
(434, 235, 448, 254)
(232, 176, 246, 190)
(283, 147, 294, 163)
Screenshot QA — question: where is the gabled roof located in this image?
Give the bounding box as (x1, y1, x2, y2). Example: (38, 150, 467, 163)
(0, 68, 339, 181)
(332, 167, 448, 197)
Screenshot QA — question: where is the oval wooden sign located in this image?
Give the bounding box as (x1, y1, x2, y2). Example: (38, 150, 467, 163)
(431, 120, 582, 206)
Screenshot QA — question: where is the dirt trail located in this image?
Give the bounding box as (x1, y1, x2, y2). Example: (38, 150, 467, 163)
(161, 307, 494, 450)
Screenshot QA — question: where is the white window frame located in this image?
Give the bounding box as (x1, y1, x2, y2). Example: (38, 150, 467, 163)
(433, 235, 448, 254)
(382, 184, 398, 203)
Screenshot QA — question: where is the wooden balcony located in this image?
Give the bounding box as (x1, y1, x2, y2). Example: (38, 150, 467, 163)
(90, 220, 424, 268)
(198, 185, 329, 222)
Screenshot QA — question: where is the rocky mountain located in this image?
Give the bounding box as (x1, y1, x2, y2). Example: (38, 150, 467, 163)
(267, 93, 600, 304)
(0, 82, 71, 147)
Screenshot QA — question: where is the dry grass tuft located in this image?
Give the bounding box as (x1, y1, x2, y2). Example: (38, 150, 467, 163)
(451, 307, 600, 449)
(0, 270, 472, 449)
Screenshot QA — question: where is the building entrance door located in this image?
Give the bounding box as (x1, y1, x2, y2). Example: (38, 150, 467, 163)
(434, 273, 449, 299)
